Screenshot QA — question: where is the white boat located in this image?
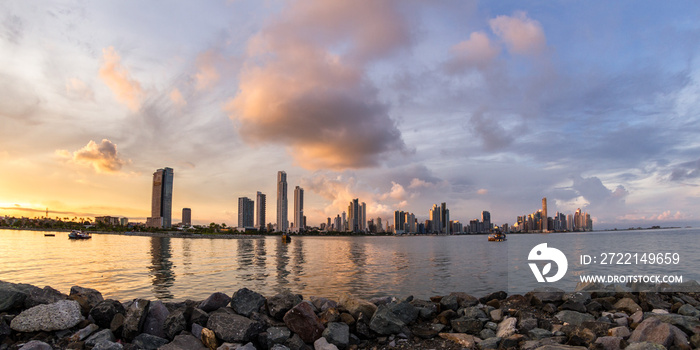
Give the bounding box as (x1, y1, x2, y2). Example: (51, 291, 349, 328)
(68, 230, 91, 239)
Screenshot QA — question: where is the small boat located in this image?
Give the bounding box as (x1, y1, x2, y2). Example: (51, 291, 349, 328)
(281, 233, 291, 243)
(44, 233, 55, 237)
(488, 232, 507, 241)
(68, 230, 91, 239)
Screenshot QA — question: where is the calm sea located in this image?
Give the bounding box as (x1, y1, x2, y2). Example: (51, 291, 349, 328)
(1, 228, 698, 301)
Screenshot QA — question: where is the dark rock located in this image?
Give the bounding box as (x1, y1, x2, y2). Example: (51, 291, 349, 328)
(164, 309, 188, 340)
(411, 323, 445, 339)
(10, 299, 84, 332)
(554, 310, 595, 326)
(519, 318, 539, 333)
(608, 326, 631, 339)
(563, 326, 597, 346)
(690, 334, 700, 348)
(586, 301, 604, 314)
(198, 292, 231, 313)
(450, 316, 483, 335)
(0, 317, 11, 340)
(159, 334, 208, 350)
(207, 311, 263, 343)
(322, 322, 349, 349)
(368, 304, 404, 335)
(191, 323, 204, 339)
(625, 341, 668, 350)
(480, 336, 502, 349)
(143, 300, 169, 338)
(338, 294, 377, 320)
(283, 301, 324, 343)
(639, 293, 672, 311)
(388, 301, 418, 325)
(16, 340, 52, 350)
(354, 317, 374, 340)
(580, 321, 613, 337)
(90, 299, 126, 329)
(614, 298, 642, 314)
(70, 286, 104, 314)
(231, 288, 266, 317)
(251, 310, 285, 328)
(460, 306, 487, 319)
(543, 303, 558, 314)
(0, 284, 27, 311)
(533, 287, 565, 303)
(85, 329, 116, 348)
(644, 312, 700, 335)
(629, 317, 688, 348)
(501, 333, 526, 348)
(449, 292, 479, 308)
(110, 312, 125, 338)
(436, 309, 457, 325)
(439, 294, 459, 312)
(678, 304, 700, 317)
(190, 308, 209, 326)
(286, 333, 313, 350)
(593, 336, 625, 350)
(310, 296, 338, 312)
(25, 286, 67, 308)
(507, 294, 530, 308)
(69, 323, 99, 342)
(529, 328, 553, 339)
(486, 299, 501, 309)
(267, 326, 292, 346)
(268, 292, 302, 320)
(409, 299, 438, 319)
(480, 328, 496, 339)
(122, 298, 150, 342)
(92, 339, 124, 350)
(132, 333, 169, 350)
(339, 313, 355, 327)
(560, 300, 587, 313)
(480, 291, 508, 304)
(319, 308, 340, 325)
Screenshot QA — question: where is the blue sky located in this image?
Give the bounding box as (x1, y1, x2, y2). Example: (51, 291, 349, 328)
(1, 0, 699, 229)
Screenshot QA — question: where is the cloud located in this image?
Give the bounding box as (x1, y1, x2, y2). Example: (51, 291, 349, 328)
(99, 46, 143, 111)
(66, 78, 94, 101)
(170, 88, 186, 107)
(469, 109, 514, 151)
(489, 11, 546, 56)
(477, 189, 488, 195)
(445, 31, 501, 72)
(380, 181, 408, 201)
(195, 50, 221, 91)
(227, 0, 409, 170)
(669, 158, 700, 182)
(57, 139, 128, 173)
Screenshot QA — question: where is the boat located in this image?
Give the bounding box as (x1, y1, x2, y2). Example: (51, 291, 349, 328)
(68, 230, 91, 239)
(487, 232, 507, 241)
(44, 233, 55, 237)
(281, 233, 291, 243)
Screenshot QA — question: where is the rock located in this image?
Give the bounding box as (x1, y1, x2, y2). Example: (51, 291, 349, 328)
(529, 328, 553, 340)
(70, 286, 104, 313)
(159, 334, 208, 350)
(644, 312, 700, 335)
(17, 340, 52, 350)
(122, 298, 150, 342)
(438, 333, 479, 348)
(533, 345, 587, 350)
(631, 311, 644, 324)
(412, 323, 445, 339)
(200, 327, 218, 350)
(677, 304, 700, 317)
(480, 291, 508, 304)
(268, 292, 302, 320)
(501, 334, 526, 348)
(85, 329, 116, 348)
(554, 310, 595, 326)
(368, 304, 405, 335)
(268, 326, 292, 346)
(110, 312, 125, 337)
(283, 301, 324, 343)
(562, 326, 596, 346)
(164, 309, 188, 340)
(191, 308, 209, 326)
(629, 317, 688, 348)
(90, 299, 126, 329)
(639, 293, 672, 311)
(461, 306, 487, 319)
(614, 298, 642, 314)
(311, 296, 338, 312)
(559, 300, 587, 313)
(199, 292, 232, 313)
(624, 342, 667, 350)
(496, 317, 517, 338)
(70, 323, 99, 341)
(440, 294, 460, 311)
(339, 313, 355, 327)
(286, 333, 312, 350)
(143, 300, 170, 338)
(25, 286, 67, 308)
(690, 334, 700, 348)
(450, 292, 480, 307)
(132, 333, 169, 350)
(594, 336, 624, 350)
(519, 318, 539, 333)
(480, 328, 496, 339)
(319, 308, 340, 324)
(451, 316, 483, 335)
(608, 326, 631, 339)
(490, 309, 503, 322)
(92, 340, 124, 350)
(270, 345, 290, 350)
(10, 300, 84, 332)
(480, 336, 502, 349)
(230, 288, 266, 317)
(207, 311, 263, 343)
(533, 287, 565, 303)
(314, 337, 339, 350)
(410, 299, 438, 319)
(437, 309, 457, 325)
(192, 323, 204, 339)
(0, 282, 28, 311)
(338, 294, 377, 320)
(322, 322, 350, 349)
(388, 300, 419, 324)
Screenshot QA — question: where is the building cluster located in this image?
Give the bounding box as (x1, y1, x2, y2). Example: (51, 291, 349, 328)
(237, 171, 305, 233)
(389, 203, 496, 235)
(321, 198, 369, 233)
(511, 198, 593, 233)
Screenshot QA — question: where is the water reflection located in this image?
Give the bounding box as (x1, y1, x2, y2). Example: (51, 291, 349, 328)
(346, 241, 368, 295)
(275, 239, 291, 293)
(291, 238, 305, 286)
(149, 237, 175, 299)
(237, 239, 254, 281)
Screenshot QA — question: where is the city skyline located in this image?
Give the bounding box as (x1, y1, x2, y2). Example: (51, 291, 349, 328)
(2, 2, 700, 230)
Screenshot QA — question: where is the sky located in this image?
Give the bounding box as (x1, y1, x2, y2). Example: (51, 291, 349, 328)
(1, 1, 700, 230)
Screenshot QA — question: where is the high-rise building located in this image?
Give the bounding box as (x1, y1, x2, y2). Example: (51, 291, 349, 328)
(348, 198, 360, 233)
(276, 171, 288, 232)
(440, 203, 449, 233)
(542, 197, 548, 232)
(238, 197, 254, 229)
(182, 208, 191, 226)
(255, 191, 266, 230)
(294, 186, 304, 232)
(394, 210, 405, 234)
(147, 167, 173, 228)
(430, 204, 441, 233)
(360, 202, 367, 232)
(482, 211, 491, 233)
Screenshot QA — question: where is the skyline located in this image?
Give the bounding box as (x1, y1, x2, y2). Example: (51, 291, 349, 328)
(2, 1, 700, 229)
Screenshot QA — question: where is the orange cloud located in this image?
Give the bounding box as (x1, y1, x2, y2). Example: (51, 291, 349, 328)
(65, 78, 95, 101)
(57, 139, 127, 173)
(195, 50, 221, 91)
(99, 46, 143, 111)
(489, 11, 546, 56)
(447, 31, 501, 71)
(170, 88, 186, 107)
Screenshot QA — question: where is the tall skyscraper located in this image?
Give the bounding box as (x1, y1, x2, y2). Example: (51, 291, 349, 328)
(256, 191, 266, 231)
(542, 197, 548, 232)
(147, 167, 173, 228)
(277, 171, 288, 232)
(482, 211, 491, 233)
(360, 202, 366, 232)
(430, 204, 441, 233)
(440, 202, 449, 233)
(294, 186, 304, 232)
(348, 198, 359, 233)
(238, 197, 254, 229)
(182, 208, 191, 226)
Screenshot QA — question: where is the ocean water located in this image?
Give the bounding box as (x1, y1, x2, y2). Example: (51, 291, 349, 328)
(0, 228, 697, 301)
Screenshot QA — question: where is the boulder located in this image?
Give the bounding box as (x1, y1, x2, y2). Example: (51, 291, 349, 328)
(92, 340, 124, 350)
(451, 316, 483, 335)
(132, 333, 169, 350)
(268, 292, 302, 320)
(629, 317, 688, 349)
(10, 300, 84, 332)
(438, 333, 479, 348)
(338, 294, 377, 320)
(624, 342, 668, 350)
(439, 294, 460, 311)
(388, 300, 419, 325)
(283, 301, 325, 343)
(533, 287, 565, 303)
(207, 311, 263, 343)
(529, 328, 553, 340)
(267, 326, 292, 346)
(191, 307, 209, 326)
(319, 308, 340, 325)
(286, 333, 313, 350)
(90, 299, 126, 329)
(69, 323, 100, 341)
(271, 345, 291, 350)
(496, 317, 517, 338)
(310, 296, 338, 312)
(677, 304, 700, 317)
(644, 312, 700, 335)
(314, 337, 339, 350)
(322, 322, 350, 349)
(554, 310, 595, 326)
(69, 286, 104, 313)
(164, 309, 188, 340)
(594, 336, 624, 350)
(85, 329, 116, 348)
(369, 304, 405, 335)
(480, 336, 502, 349)
(143, 300, 170, 338)
(17, 340, 52, 350)
(608, 326, 631, 339)
(0, 281, 30, 311)
(614, 298, 642, 314)
(25, 286, 68, 308)
(122, 298, 150, 342)
(199, 292, 231, 313)
(231, 288, 266, 317)
(160, 334, 208, 350)
(412, 323, 445, 339)
(461, 306, 487, 320)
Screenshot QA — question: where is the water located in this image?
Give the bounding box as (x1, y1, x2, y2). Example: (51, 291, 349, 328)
(0, 228, 697, 301)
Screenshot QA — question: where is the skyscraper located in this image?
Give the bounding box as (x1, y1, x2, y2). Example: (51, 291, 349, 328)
(256, 191, 266, 231)
(147, 167, 173, 228)
(360, 202, 366, 232)
(277, 171, 288, 232)
(482, 211, 491, 233)
(542, 197, 548, 232)
(430, 204, 441, 233)
(182, 208, 191, 226)
(294, 186, 304, 232)
(238, 197, 254, 229)
(348, 198, 359, 233)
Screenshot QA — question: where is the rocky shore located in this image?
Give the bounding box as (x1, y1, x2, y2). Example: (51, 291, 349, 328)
(1, 280, 699, 350)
